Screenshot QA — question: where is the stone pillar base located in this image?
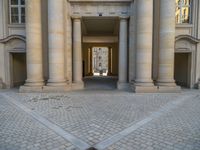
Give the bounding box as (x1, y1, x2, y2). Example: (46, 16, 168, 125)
(132, 85, 158, 93)
(156, 81, 181, 93)
(43, 84, 71, 93)
(72, 82, 84, 90)
(117, 82, 130, 90)
(131, 82, 157, 93)
(158, 85, 181, 93)
(0, 79, 3, 89)
(19, 86, 43, 93)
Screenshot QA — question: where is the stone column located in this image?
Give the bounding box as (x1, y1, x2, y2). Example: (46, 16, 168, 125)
(44, 0, 69, 91)
(108, 47, 112, 76)
(20, 0, 44, 92)
(117, 16, 129, 90)
(157, 0, 180, 92)
(72, 16, 84, 89)
(89, 48, 93, 76)
(132, 0, 157, 93)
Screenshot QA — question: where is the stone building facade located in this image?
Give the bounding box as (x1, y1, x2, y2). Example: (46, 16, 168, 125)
(0, 0, 200, 92)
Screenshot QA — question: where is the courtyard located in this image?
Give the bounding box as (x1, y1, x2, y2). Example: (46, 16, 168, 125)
(0, 89, 200, 150)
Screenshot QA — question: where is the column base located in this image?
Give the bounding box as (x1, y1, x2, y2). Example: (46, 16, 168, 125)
(19, 85, 43, 93)
(157, 81, 181, 93)
(157, 85, 181, 93)
(0, 79, 3, 89)
(72, 81, 84, 90)
(43, 84, 71, 93)
(131, 81, 157, 93)
(117, 82, 130, 90)
(46, 79, 68, 87)
(24, 80, 44, 87)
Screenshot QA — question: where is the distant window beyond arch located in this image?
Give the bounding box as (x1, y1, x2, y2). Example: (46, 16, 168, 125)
(176, 0, 191, 24)
(9, 0, 25, 24)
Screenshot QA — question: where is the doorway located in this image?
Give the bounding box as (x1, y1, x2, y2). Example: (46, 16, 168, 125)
(81, 17, 119, 89)
(11, 53, 27, 87)
(174, 53, 191, 88)
(92, 47, 109, 76)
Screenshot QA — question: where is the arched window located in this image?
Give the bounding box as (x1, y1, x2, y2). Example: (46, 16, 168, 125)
(176, 0, 191, 24)
(9, 0, 25, 24)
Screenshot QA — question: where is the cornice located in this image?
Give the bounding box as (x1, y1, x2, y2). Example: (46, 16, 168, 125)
(175, 35, 200, 44)
(0, 35, 26, 43)
(68, 0, 133, 3)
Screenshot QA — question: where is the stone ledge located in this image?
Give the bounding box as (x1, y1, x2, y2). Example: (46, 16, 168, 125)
(132, 85, 158, 93)
(117, 82, 130, 90)
(72, 82, 85, 90)
(0, 79, 3, 89)
(19, 86, 43, 93)
(43, 85, 71, 93)
(158, 86, 181, 93)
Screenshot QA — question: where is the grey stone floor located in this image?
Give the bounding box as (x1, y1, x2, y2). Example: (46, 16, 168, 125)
(0, 88, 200, 150)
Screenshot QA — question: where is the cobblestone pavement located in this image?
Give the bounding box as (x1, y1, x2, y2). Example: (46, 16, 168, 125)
(0, 94, 76, 150)
(0, 89, 200, 150)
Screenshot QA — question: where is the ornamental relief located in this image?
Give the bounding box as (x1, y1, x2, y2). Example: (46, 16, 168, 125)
(70, 3, 130, 17)
(5, 39, 25, 52)
(175, 39, 194, 52)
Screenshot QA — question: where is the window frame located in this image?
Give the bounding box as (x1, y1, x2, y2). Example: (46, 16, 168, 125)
(176, 0, 192, 24)
(9, 0, 25, 24)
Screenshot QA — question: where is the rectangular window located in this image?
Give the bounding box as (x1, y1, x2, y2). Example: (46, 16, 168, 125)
(9, 0, 25, 24)
(176, 0, 191, 24)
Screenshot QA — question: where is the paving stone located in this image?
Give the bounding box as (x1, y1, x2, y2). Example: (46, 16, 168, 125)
(0, 89, 200, 150)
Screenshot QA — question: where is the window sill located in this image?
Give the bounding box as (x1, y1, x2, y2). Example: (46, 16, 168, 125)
(176, 24, 193, 28)
(8, 24, 25, 28)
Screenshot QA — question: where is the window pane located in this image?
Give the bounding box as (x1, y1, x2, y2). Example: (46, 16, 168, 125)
(20, 0, 25, 5)
(176, 7, 181, 23)
(11, 0, 18, 5)
(11, 7, 18, 15)
(21, 7, 25, 23)
(11, 16, 19, 23)
(21, 16, 25, 23)
(183, 0, 190, 5)
(182, 6, 190, 23)
(176, 0, 183, 5)
(11, 7, 19, 23)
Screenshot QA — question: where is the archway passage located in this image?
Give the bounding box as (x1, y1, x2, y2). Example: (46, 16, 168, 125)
(92, 47, 109, 76)
(81, 17, 119, 90)
(11, 53, 27, 87)
(174, 53, 191, 88)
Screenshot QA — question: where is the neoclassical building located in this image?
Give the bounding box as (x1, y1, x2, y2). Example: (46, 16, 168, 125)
(0, 0, 200, 92)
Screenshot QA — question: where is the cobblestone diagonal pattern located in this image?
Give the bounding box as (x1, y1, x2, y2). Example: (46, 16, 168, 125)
(106, 94, 200, 150)
(0, 90, 200, 150)
(7, 91, 180, 145)
(0, 95, 77, 150)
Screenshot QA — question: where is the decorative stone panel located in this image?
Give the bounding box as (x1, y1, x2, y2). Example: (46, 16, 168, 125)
(69, 1, 132, 17)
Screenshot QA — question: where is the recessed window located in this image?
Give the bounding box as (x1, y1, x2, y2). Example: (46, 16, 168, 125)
(9, 0, 25, 24)
(176, 0, 191, 24)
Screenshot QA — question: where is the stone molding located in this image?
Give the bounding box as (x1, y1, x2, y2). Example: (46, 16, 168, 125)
(176, 35, 200, 44)
(68, 0, 133, 3)
(0, 35, 26, 43)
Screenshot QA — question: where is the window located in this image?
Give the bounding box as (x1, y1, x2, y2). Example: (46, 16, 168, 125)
(10, 0, 25, 24)
(176, 0, 191, 24)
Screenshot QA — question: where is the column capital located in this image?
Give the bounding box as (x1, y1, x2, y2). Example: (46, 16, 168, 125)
(71, 15, 82, 20)
(119, 15, 129, 20)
